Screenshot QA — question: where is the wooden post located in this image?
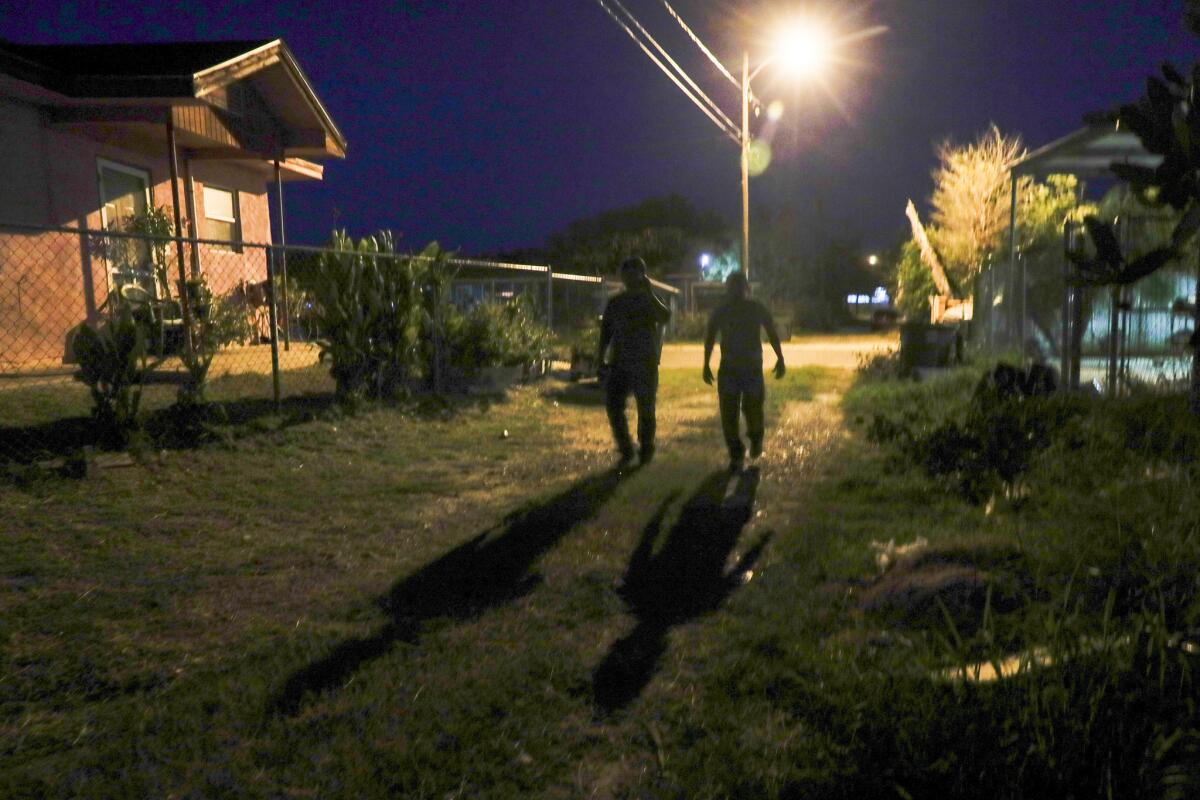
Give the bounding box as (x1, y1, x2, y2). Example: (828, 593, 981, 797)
(274, 160, 291, 351)
(265, 247, 282, 408)
(166, 115, 193, 357)
(181, 153, 201, 279)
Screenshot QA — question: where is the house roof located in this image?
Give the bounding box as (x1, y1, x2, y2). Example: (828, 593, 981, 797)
(0, 38, 346, 159)
(1010, 118, 1161, 179)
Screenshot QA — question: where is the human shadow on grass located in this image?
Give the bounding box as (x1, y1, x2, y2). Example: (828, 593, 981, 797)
(543, 381, 606, 407)
(592, 468, 771, 715)
(271, 466, 631, 715)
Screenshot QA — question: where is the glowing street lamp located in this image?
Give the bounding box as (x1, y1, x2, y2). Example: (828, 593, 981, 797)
(737, 14, 884, 281)
(739, 17, 835, 281)
(868, 254, 879, 266)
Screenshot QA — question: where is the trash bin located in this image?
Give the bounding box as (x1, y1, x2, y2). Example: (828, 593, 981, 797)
(900, 323, 962, 370)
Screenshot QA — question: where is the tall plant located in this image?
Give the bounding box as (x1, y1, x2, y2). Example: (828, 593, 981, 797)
(301, 232, 433, 401)
(71, 303, 147, 449)
(175, 276, 252, 405)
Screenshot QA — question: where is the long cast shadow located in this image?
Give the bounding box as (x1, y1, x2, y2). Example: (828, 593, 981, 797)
(592, 468, 771, 715)
(273, 467, 630, 715)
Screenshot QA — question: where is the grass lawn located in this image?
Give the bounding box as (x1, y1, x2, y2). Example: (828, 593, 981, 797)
(2, 362, 1198, 797)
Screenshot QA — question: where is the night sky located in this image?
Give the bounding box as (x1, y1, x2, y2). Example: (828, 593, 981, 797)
(2, 1, 1197, 255)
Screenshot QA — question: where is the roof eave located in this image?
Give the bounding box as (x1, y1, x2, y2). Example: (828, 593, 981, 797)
(192, 39, 347, 158)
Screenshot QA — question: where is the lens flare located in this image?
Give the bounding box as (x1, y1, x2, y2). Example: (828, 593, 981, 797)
(747, 139, 772, 176)
(766, 100, 785, 122)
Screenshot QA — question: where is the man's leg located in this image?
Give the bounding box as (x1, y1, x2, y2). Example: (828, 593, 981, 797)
(745, 390, 765, 458)
(719, 390, 745, 465)
(633, 368, 658, 462)
(606, 369, 635, 459)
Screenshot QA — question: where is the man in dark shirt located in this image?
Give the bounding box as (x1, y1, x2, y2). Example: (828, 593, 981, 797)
(703, 272, 786, 471)
(598, 257, 672, 466)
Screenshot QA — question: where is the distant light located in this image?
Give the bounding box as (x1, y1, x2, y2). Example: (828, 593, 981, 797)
(846, 294, 858, 304)
(868, 254, 879, 266)
(767, 100, 785, 122)
(699, 253, 712, 268)
(858, 294, 871, 304)
(872, 286, 890, 304)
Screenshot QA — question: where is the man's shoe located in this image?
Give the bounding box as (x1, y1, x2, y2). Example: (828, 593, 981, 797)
(639, 447, 655, 465)
(749, 440, 763, 459)
(616, 447, 637, 469)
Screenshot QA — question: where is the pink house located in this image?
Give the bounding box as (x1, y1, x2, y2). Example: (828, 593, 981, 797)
(0, 38, 346, 369)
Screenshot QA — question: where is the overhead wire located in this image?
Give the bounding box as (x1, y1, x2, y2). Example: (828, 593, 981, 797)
(589, 0, 741, 144)
(607, 0, 738, 132)
(659, 0, 759, 108)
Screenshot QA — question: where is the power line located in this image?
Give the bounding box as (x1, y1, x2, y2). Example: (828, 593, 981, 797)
(589, 0, 740, 144)
(659, 0, 760, 109)
(607, 0, 737, 132)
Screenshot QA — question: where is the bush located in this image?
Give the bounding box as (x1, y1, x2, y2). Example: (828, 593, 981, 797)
(562, 316, 601, 362)
(442, 295, 552, 379)
(71, 304, 147, 449)
(177, 276, 255, 405)
(300, 233, 438, 401)
(866, 363, 1079, 502)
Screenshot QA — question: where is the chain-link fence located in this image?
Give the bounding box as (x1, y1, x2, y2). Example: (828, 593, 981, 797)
(973, 217, 1197, 394)
(1, 221, 610, 464)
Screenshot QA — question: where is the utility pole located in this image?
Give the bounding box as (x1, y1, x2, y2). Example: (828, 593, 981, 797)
(741, 51, 751, 281)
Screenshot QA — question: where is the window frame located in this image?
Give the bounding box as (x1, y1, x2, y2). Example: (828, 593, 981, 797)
(202, 183, 242, 252)
(96, 158, 156, 297)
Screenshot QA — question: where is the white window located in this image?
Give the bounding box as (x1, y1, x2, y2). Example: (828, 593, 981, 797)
(203, 185, 241, 250)
(97, 158, 156, 296)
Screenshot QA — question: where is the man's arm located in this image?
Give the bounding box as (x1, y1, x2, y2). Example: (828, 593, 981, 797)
(762, 305, 786, 378)
(645, 278, 672, 325)
(702, 309, 719, 385)
(597, 300, 615, 369)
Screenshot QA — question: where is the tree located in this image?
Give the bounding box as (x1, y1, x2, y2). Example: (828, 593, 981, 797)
(543, 194, 730, 277)
(897, 127, 1090, 323)
(929, 125, 1026, 285)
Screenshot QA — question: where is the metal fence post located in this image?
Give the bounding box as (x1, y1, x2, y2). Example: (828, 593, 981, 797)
(265, 246, 282, 408)
(546, 265, 554, 331)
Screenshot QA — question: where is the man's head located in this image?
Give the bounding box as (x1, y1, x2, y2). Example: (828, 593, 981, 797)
(620, 257, 649, 291)
(726, 271, 749, 299)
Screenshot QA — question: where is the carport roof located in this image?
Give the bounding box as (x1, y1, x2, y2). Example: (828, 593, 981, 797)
(1010, 118, 1161, 178)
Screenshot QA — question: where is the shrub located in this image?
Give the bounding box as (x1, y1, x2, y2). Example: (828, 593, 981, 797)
(443, 294, 553, 379)
(177, 276, 254, 405)
(300, 233, 438, 401)
(867, 363, 1080, 502)
(71, 303, 147, 449)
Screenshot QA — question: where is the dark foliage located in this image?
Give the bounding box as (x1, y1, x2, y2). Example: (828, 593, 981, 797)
(868, 363, 1074, 502)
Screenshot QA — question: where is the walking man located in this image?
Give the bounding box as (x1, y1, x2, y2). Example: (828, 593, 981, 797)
(598, 257, 672, 466)
(703, 271, 786, 471)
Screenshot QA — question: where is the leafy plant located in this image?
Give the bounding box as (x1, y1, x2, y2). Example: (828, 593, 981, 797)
(176, 276, 252, 405)
(71, 303, 147, 449)
(443, 295, 552, 379)
(300, 233, 437, 401)
(123, 205, 178, 297)
(868, 363, 1077, 502)
(1070, 58, 1200, 409)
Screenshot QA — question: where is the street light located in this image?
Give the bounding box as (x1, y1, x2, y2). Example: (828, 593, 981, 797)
(739, 16, 835, 281)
